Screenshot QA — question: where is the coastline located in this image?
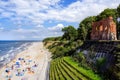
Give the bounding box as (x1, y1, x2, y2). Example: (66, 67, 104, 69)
(0, 42, 51, 80)
(0, 42, 33, 69)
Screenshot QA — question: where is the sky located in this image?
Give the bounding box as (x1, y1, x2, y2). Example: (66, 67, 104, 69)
(0, 0, 120, 40)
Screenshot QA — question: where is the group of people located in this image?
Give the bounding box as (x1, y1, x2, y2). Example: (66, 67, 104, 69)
(4, 56, 38, 80)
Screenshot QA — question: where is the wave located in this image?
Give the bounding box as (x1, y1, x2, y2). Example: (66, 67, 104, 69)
(0, 42, 33, 67)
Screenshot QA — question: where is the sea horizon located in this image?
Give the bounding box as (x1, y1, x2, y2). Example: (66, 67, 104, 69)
(0, 40, 43, 42)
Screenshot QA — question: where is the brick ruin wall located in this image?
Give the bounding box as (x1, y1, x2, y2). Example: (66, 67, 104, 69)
(91, 16, 117, 40)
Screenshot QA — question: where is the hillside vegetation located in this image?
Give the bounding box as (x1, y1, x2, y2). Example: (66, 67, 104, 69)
(43, 4, 120, 80)
(50, 57, 102, 80)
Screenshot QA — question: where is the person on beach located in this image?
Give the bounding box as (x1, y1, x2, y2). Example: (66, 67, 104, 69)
(11, 65, 14, 70)
(5, 69, 9, 73)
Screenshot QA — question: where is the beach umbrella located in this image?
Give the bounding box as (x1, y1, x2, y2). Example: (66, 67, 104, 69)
(16, 62, 20, 65)
(18, 58, 22, 60)
(18, 69, 21, 72)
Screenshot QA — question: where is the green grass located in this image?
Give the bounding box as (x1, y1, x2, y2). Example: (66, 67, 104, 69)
(54, 62, 59, 80)
(50, 62, 55, 80)
(49, 57, 102, 80)
(56, 63, 65, 80)
(61, 60, 87, 80)
(63, 56, 102, 80)
(57, 60, 72, 80)
(60, 61, 80, 80)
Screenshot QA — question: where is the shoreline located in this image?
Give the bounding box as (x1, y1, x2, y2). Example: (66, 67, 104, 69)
(0, 42, 33, 68)
(0, 42, 51, 80)
(0, 42, 33, 69)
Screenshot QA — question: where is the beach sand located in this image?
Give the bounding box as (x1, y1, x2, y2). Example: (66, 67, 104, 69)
(0, 42, 51, 80)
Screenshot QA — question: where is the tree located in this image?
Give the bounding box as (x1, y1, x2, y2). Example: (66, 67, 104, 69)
(117, 4, 120, 39)
(81, 26, 87, 41)
(96, 58, 106, 71)
(78, 8, 119, 41)
(62, 25, 78, 41)
(96, 8, 117, 21)
(117, 4, 120, 17)
(78, 16, 96, 40)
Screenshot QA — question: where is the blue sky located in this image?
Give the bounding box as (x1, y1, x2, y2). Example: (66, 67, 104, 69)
(0, 0, 120, 40)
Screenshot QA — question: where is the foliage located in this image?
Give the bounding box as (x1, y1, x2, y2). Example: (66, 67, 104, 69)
(44, 40, 83, 59)
(44, 5, 120, 80)
(96, 8, 120, 39)
(78, 16, 96, 40)
(64, 57, 102, 80)
(43, 36, 62, 42)
(73, 52, 85, 62)
(117, 44, 120, 48)
(96, 58, 106, 70)
(78, 7, 120, 40)
(43, 5, 120, 42)
(117, 5, 120, 39)
(96, 8, 117, 21)
(62, 25, 78, 41)
(50, 57, 102, 80)
(117, 4, 120, 17)
(52, 46, 68, 58)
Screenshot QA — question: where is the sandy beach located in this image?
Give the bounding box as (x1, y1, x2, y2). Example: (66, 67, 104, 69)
(0, 42, 51, 80)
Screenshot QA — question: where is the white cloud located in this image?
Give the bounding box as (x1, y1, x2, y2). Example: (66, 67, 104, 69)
(4, 26, 63, 40)
(13, 28, 39, 34)
(46, 0, 120, 22)
(0, 27, 4, 31)
(48, 23, 64, 31)
(0, 0, 120, 24)
(0, 0, 61, 25)
(0, 0, 120, 40)
(0, 23, 4, 31)
(36, 24, 44, 28)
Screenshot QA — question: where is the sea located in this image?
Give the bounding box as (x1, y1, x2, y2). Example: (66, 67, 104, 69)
(0, 40, 40, 68)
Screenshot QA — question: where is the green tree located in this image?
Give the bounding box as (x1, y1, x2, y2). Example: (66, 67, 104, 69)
(117, 4, 120, 17)
(117, 4, 120, 39)
(52, 46, 68, 58)
(96, 58, 106, 70)
(62, 25, 78, 41)
(78, 16, 96, 40)
(96, 8, 117, 21)
(78, 8, 118, 41)
(81, 26, 87, 40)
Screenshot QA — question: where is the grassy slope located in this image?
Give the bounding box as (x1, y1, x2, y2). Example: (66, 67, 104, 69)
(50, 57, 102, 80)
(64, 57, 102, 80)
